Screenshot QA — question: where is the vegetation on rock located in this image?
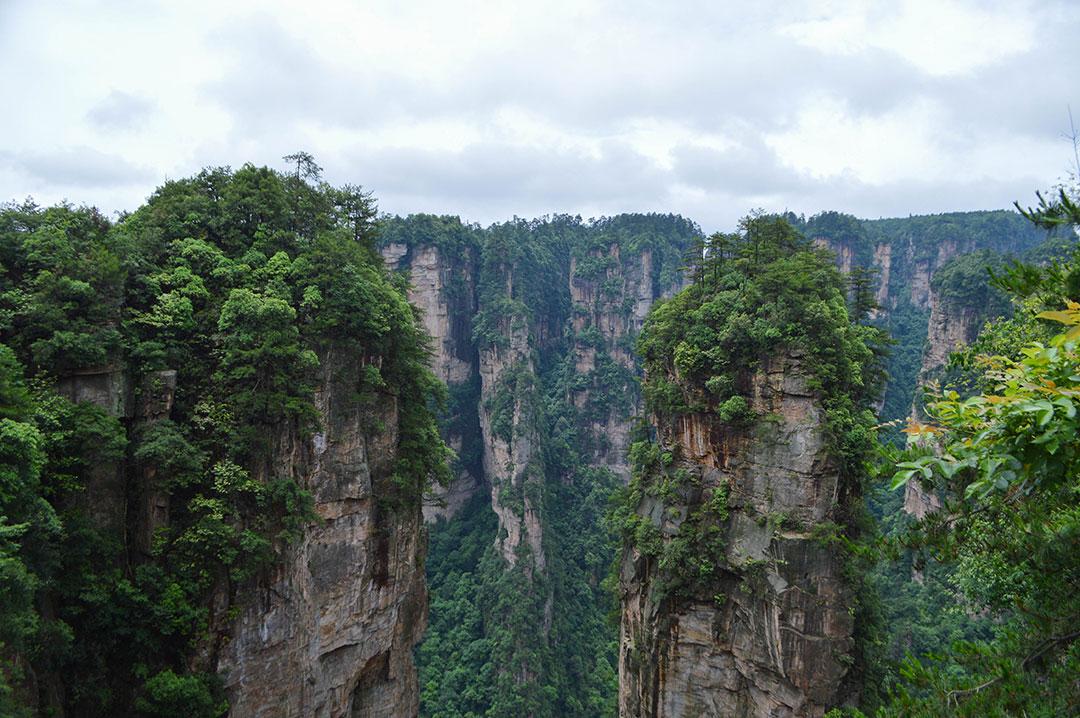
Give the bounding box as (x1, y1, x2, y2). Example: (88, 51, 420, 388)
(0, 162, 448, 715)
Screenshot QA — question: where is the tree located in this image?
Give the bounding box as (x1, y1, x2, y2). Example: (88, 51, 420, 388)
(879, 187, 1080, 715)
(848, 266, 881, 323)
(883, 304, 1080, 716)
(281, 151, 322, 183)
(331, 184, 377, 245)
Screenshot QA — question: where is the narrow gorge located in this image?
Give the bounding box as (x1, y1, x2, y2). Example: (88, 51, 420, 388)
(0, 166, 1052, 717)
(381, 208, 1045, 717)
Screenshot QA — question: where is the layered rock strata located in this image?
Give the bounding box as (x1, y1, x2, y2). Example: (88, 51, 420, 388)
(569, 244, 682, 481)
(382, 241, 482, 522)
(619, 356, 858, 718)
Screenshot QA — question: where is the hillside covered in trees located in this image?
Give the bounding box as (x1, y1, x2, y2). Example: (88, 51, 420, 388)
(0, 159, 1074, 717)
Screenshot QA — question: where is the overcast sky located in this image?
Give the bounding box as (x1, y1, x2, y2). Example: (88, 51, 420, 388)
(1, 0, 1078, 231)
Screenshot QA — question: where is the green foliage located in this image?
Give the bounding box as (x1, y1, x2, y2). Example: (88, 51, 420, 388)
(134, 670, 226, 718)
(416, 213, 696, 717)
(0, 162, 449, 715)
(0, 202, 123, 375)
(874, 197, 1080, 714)
(638, 214, 883, 458)
(617, 213, 885, 702)
(930, 250, 1011, 317)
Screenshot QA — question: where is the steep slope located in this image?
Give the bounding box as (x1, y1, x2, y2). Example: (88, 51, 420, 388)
(799, 210, 1046, 426)
(619, 353, 860, 717)
(381, 215, 483, 522)
(217, 345, 428, 717)
(408, 208, 1044, 716)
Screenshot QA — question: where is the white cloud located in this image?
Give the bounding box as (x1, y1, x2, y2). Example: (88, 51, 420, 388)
(781, 0, 1037, 77)
(0, 0, 1076, 231)
(765, 96, 948, 183)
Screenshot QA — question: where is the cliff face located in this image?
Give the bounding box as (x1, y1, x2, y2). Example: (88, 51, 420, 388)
(382, 241, 482, 523)
(569, 243, 682, 481)
(218, 346, 426, 717)
(619, 356, 857, 718)
(479, 315, 547, 570)
(919, 290, 980, 379)
(55, 350, 430, 718)
(398, 214, 698, 714)
(806, 210, 1045, 425)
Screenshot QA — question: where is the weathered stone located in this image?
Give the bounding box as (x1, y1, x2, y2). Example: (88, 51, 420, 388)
(217, 349, 425, 718)
(619, 356, 858, 718)
(56, 365, 130, 537)
(134, 369, 178, 555)
(568, 246, 684, 482)
(381, 242, 482, 523)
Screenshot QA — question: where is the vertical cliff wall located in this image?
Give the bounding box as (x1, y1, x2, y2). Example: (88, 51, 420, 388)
(618, 357, 860, 718)
(217, 347, 427, 717)
(381, 227, 483, 523)
(400, 214, 697, 716)
(568, 240, 685, 481)
(616, 220, 882, 717)
(803, 210, 1046, 426)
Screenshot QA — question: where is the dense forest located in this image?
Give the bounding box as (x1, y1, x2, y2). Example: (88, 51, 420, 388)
(0, 161, 448, 715)
(1, 158, 1076, 717)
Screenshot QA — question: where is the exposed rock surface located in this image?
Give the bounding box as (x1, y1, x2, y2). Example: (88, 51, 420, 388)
(902, 280, 982, 521)
(479, 319, 547, 570)
(133, 369, 178, 556)
(570, 245, 681, 480)
(218, 347, 426, 717)
(50, 301, 434, 717)
(872, 243, 892, 313)
(56, 365, 131, 537)
(619, 356, 857, 718)
(916, 287, 983, 394)
(382, 241, 482, 523)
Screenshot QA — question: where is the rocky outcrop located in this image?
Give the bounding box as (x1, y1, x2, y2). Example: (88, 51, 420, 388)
(619, 355, 858, 718)
(872, 243, 891, 313)
(478, 306, 546, 571)
(902, 279, 983, 522)
(569, 245, 681, 481)
(916, 288, 982, 388)
(56, 365, 131, 537)
(217, 347, 426, 717)
(133, 369, 177, 556)
(382, 242, 482, 523)
(903, 479, 942, 520)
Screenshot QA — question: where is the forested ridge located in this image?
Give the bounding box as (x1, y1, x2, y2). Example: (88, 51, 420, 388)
(1, 158, 1075, 717)
(0, 161, 448, 715)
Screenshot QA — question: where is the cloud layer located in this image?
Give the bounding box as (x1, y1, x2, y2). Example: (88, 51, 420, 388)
(1, 0, 1077, 230)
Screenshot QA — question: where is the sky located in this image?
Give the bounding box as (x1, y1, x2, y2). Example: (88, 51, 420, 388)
(1, 0, 1078, 232)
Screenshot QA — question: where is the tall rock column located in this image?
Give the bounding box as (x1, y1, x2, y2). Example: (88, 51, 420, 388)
(618, 354, 859, 717)
(568, 242, 685, 481)
(617, 220, 879, 718)
(478, 295, 547, 572)
(382, 234, 482, 522)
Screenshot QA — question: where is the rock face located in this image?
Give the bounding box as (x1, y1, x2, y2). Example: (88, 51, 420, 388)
(915, 286, 983, 395)
(218, 347, 426, 717)
(56, 365, 132, 537)
(619, 356, 858, 718)
(569, 244, 683, 481)
(902, 272, 986, 522)
(382, 241, 482, 523)
(48, 293, 435, 718)
(479, 318, 547, 570)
